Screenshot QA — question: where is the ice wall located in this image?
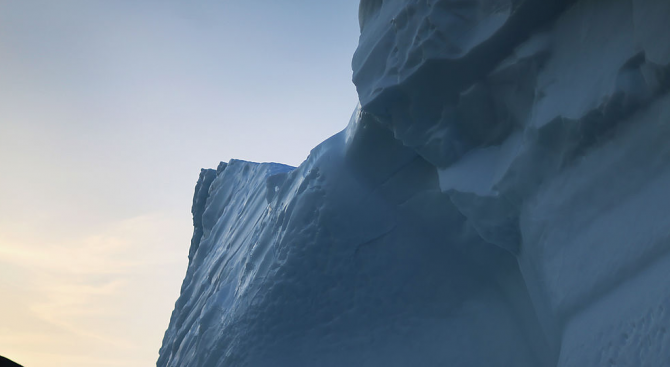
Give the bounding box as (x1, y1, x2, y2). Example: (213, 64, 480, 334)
(158, 0, 670, 366)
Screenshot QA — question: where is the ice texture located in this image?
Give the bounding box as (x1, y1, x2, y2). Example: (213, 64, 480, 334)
(158, 0, 670, 366)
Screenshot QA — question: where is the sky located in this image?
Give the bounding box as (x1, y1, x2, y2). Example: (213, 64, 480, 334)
(0, 1, 361, 366)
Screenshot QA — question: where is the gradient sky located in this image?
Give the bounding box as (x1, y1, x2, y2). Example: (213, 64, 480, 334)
(0, 1, 360, 366)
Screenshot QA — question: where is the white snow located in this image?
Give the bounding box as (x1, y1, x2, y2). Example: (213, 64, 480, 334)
(158, 114, 543, 366)
(158, 0, 670, 366)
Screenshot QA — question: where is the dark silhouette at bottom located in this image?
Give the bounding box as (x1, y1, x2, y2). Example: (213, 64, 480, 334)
(0, 356, 22, 367)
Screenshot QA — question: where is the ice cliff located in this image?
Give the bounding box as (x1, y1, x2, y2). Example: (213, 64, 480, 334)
(158, 0, 670, 366)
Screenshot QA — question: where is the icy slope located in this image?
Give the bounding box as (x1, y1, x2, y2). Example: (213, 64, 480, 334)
(159, 0, 670, 366)
(158, 114, 547, 366)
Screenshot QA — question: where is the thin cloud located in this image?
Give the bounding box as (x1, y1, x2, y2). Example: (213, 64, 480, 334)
(0, 213, 189, 366)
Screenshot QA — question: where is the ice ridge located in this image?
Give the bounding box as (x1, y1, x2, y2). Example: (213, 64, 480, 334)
(158, 0, 670, 366)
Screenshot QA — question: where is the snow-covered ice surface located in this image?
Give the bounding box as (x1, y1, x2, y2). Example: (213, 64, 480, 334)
(158, 0, 670, 366)
(158, 118, 546, 366)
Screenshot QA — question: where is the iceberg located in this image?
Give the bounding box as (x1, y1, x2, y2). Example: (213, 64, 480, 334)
(158, 0, 670, 366)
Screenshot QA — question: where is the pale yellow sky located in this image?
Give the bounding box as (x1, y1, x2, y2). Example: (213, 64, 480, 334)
(0, 0, 359, 366)
(0, 213, 191, 367)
